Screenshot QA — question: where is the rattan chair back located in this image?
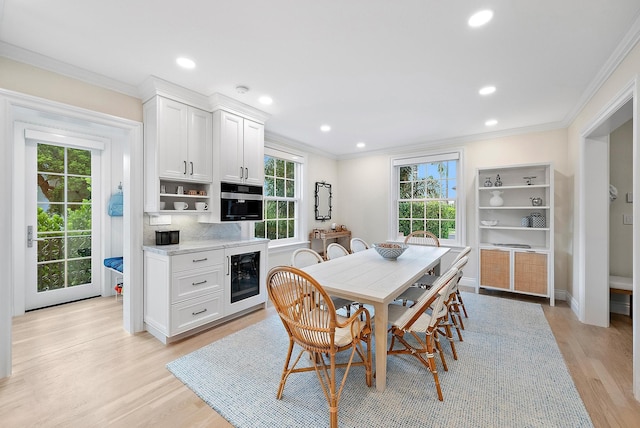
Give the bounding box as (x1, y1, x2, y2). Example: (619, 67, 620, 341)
(291, 248, 324, 268)
(404, 230, 440, 247)
(326, 243, 349, 260)
(349, 238, 369, 253)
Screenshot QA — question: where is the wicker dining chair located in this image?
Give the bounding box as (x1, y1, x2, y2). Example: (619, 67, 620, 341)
(290, 248, 357, 316)
(267, 266, 373, 428)
(404, 230, 441, 247)
(387, 265, 459, 401)
(326, 243, 350, 260)
(349, 238, 369, 253)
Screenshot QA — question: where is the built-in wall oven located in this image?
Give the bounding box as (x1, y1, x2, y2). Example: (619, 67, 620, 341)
(220, 182, 263, 221)
(225, 243, 267, 314)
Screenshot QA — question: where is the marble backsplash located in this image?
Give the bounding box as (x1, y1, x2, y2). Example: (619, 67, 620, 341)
(143, 214, 246, 245)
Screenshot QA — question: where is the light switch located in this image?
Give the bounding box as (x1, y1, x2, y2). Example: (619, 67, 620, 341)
(627, 192, 633, 203)
(623, 214, 633, 225)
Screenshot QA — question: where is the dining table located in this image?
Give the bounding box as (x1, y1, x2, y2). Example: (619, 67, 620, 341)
(301, 244, 450, 392)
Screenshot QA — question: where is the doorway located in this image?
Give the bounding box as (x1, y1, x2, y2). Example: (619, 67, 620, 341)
(0, 90, 144, 379)
(578, 79, 638, 399)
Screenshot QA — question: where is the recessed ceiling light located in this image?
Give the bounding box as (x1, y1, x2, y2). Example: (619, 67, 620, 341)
(176, 57, 196, 69)
(356, 142, 366, 148)
(468, 10, 494, 27)
(479, 85, 496, 95)
(320, 124, 331, 132)
(485, 119, 498, 126)
(258, 96, 273, 105)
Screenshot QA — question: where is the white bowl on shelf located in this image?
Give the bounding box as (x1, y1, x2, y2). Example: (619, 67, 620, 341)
(481, 220, 499, 226)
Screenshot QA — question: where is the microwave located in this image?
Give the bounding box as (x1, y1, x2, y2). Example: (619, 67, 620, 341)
(220, 182, 263, 221)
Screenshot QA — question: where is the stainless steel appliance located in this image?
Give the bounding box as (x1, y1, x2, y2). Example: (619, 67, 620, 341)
(225, 243, 266, 315)
(220, 182, 263, 221)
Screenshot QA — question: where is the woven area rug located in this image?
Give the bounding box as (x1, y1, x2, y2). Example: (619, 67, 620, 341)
(167, 292, 593, 427)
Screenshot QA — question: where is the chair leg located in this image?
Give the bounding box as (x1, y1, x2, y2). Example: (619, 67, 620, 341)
(450, 309, 463, 341)
(277, 340, 297, 399)
(433, 331, 448, 372)
(425, 333, 444, 401)
(456, 290, 468, 318)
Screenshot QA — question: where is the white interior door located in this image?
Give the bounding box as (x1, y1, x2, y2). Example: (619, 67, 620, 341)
(24, 136, 102, 310)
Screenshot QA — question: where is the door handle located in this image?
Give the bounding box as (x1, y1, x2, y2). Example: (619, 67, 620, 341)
(190, 161, 194, 175)
(244, 167, 248, 179)
(26, 225, 43, 248)
(184, 160, 187, 175)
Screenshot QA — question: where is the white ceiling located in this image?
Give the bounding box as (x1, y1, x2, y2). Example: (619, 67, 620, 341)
(1, 1, 640, 156)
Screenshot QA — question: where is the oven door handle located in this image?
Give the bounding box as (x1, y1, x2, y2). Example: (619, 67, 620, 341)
(226, 255, 230, 276)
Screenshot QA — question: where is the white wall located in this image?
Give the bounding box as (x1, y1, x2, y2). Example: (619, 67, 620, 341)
(337, 129, 570, 294)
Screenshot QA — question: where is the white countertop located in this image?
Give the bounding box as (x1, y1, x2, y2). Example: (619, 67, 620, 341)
(143, 238, 269, 255)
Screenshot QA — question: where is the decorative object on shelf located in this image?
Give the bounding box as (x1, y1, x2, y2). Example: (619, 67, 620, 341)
(176, 185, 184, 194)
(494, 174, 503, 187)
(530, 212, 545, 228)
(160, 184, 166, 193)
(481, 220, 499, 226)
(523, 176, 536, 185)
(530, 197, 543, 206)
(484, 177, 493, 187)
(609, 184, 618, 203)
(314, 181, 332, 221)
(521, 216, 531, 227)
(108, 183, 124, 217)
(160, 201, 166, 210)
(198, 190, 207, 196)
(195, 202, 208, 211)
(372, 243, 408, 260)
(174, 201, 188, 210)
(187, 189, 198, 195)
(489, 190, 504, 207)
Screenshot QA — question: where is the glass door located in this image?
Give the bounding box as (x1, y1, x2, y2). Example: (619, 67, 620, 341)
(25, 140, 100, 310)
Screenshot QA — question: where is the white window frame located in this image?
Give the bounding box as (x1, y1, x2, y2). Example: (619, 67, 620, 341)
(257, 145, 306, 249)
(389, 148, 465, 247)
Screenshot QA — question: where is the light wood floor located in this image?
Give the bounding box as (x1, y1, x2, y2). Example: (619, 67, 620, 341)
(0, 294, 638, 427)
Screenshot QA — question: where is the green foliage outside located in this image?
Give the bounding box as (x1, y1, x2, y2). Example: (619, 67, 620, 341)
(255, 156, 296, 240)
(36, 144, 92, 291)
(397, 162, 457, 239)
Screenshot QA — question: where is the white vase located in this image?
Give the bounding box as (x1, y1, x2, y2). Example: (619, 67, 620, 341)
(489, 190, 504, 207)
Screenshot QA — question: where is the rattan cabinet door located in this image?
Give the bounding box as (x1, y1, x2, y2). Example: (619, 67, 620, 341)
(514, 251, 548, 295)
(480, 249, 510, 289)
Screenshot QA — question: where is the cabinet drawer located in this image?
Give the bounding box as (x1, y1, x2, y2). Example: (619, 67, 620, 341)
(172, 266, 223, 303)
(171, 292, 224, 335)
(172, 249, 223, 272)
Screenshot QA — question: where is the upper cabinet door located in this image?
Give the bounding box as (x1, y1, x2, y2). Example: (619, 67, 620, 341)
(187, 107, 213, 182)
(242, 119, 264, 186)
(218, 111, 245, 184)
(157, 97, 189, 180)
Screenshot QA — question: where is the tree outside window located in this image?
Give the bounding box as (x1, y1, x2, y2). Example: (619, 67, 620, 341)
(397, 160, 457, 240)
(254, 154, 298, 241)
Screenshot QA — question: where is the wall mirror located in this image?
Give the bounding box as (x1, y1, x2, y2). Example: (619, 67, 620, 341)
(315, 181, 332, 221)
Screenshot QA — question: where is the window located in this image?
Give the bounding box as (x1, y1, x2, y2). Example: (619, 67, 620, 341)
(392, 150, 463, 246)
(254, 147, 304, 244)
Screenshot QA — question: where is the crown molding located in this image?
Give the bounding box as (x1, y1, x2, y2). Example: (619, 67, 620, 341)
(265, 131, 337, 160)
(209, 92, 270, 124)
(138, 75, 210, 109)
(0, 41, 140, 98)
(563, 11, 640, 127)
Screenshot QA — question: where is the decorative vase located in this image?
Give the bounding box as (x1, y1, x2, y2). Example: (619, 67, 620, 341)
(484, 177, 493, 187)
(494, 174, 503, 187)
(489, 190, 504, 207)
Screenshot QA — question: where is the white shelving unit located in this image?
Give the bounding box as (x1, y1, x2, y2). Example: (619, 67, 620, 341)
(476, 163, 554, 305)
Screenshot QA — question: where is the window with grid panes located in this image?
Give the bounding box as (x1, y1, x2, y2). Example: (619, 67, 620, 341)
(254, 151, 300, 242)
(393, 151, 462, 245)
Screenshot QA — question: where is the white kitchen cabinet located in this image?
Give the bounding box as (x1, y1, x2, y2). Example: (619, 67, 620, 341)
(476, 163, 554, 305)
(213, 110, 264, 186)
(143, 240, 268, 344)
(144, 96, 212, 212)
(144, 249, 225, 344)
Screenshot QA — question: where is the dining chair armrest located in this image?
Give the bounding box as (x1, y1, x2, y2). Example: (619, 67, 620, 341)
(336, 306, 372, 338)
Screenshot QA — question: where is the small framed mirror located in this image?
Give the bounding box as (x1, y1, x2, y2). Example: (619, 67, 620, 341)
(315, 181, 332, 221)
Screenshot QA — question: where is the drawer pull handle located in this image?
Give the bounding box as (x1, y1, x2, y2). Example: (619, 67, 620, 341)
(192, 308, 207, 316)
(192, 280, 207, 286)
(192, 258, 208, 263)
